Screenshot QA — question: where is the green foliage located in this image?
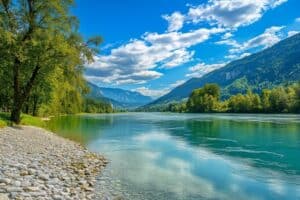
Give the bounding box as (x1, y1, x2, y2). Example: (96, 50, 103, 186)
(0, 0, 111, 123)
(227, 90, 261, 113)
(83, 98, 113, 113)
(166, 102, 187, 113)
(187, 84, 220, 112)
(179, 83, 300, 113)
(225, 84, 298, 113)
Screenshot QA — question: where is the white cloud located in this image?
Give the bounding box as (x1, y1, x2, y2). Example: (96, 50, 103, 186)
(287, 30, 299, 37)
(133, 80, 186, 98)
(271, 0, 288, 7)
(163, 12, 185, 32)
(186, 62, 226, 78)
(162, 49, 195, 68)
(187, 0, 287, 28)
(134, 87, 170, 98)
(170, 80, 186, 88)
(222, 32, 233, 39)
(239, 52, 251, 58)
(296, 18, 300, 23)
(225, 51, 258, 60)
(215, 39, 240, 48)
(228, 26, 284, 55)
(143, 27, 224, 50)
(85, 27, 224, 85)
(86, 0, 288, 86)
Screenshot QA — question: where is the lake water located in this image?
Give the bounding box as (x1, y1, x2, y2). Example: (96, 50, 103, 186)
(48, 113, 300, 200)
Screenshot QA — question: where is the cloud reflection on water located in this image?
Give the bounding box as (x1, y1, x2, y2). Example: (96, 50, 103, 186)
(90, 130, 300, 200)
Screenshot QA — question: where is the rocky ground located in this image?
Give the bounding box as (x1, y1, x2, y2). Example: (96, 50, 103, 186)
(0, 126, 108, 200)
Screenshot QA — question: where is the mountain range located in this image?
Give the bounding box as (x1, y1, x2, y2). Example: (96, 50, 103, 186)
(86, 82, 152, 109)
(144, 33, 300, 109)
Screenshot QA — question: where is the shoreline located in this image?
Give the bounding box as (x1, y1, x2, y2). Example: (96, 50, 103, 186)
(0, 126, 108, 200)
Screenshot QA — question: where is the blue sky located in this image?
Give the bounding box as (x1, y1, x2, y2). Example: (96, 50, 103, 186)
(73, 0, 300, 98)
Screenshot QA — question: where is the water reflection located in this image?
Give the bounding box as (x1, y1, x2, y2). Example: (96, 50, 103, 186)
(48, 113, 300, 200)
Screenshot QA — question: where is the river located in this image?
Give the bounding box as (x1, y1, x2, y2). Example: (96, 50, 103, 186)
(48, 113, 300, 200)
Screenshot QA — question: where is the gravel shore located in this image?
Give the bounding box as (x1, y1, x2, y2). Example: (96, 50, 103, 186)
(0, 126, 108, 200)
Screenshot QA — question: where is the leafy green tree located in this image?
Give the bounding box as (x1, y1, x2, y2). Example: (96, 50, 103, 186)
(161, 83, 299, 114)
(227, 90, 261, 113)
(293, 82, 300, 113)
(187, 84, 220, 112)
(261, 89, 271, 112)
(269, 87, 290, 113)
(0, 0, 99, 123)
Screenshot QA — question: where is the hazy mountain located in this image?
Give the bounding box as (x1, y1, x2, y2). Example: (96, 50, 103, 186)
(146, 33, 300, 107)
(87, 82, 152, 109)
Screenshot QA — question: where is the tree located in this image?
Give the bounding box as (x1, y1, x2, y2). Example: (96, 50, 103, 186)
(269, 87, 289, 113)
(293, 82, 300, 113)
(261, 89, 271, 112)
(168, 83, 299, 114)
(226, 89, 262, 113)
(0, 0, 98, 123)
(187, 84, 220, 112)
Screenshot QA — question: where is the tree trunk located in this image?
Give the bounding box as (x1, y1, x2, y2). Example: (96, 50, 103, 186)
(11, 59, 21, 124)
(32, 95, 38, 116)
(24, 103, 29, 114)
(11, 102, 22, 124)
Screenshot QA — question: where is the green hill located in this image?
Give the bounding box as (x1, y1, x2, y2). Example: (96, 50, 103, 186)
(146, 33, 300, 108)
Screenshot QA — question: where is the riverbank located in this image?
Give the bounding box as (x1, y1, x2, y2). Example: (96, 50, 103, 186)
(0, 126, 108, 200)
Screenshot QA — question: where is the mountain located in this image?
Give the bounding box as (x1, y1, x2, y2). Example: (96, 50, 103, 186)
(146, 33, 300, 107)
(87, 82, 152, 109)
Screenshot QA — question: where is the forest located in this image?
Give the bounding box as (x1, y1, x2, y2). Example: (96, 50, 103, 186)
(165, 83, 300, 113)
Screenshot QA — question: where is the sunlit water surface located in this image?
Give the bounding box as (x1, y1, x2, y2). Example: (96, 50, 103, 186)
(48, 113, 300, 200)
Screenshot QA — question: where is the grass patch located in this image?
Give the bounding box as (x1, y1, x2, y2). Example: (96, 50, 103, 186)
(0, 119, 7, 128)
(0, 112, 45, 128)
(20, 114, 46, 128)
(0, 112, 10, 128)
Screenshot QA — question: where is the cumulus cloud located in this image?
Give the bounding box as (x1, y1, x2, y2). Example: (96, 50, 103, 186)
(222, 32, 234, 39)
(218, 26, 284, 60)
(162, 49, 195, 68)
(133, 80, 186, 98)
(187, 0, 287, 28)
(134, 87, 170, 98)
(215, 38, 240, 48)
(86, 0, 287, 87)
(163, 12, 185, 32)
(287, 30, 299, 37)
(186, 62, 226, 78)
(85, 27, 224, 85)
(225, 52, 251, 60)
(229, 26, 284, 54)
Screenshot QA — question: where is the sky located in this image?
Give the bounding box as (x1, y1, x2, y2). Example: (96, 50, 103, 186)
(73, 0, 300, 98)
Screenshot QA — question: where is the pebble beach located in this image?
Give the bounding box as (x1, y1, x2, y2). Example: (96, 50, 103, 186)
(0, 126, 108, 200)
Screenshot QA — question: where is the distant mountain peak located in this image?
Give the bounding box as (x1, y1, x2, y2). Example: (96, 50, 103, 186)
(86, 82, 152, 109)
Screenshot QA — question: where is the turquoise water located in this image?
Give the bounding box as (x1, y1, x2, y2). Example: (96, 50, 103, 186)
(48, 113, 300, 200)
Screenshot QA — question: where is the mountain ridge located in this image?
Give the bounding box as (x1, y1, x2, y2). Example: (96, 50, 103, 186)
(145, 33, 300, 107)
(86, 82, 152, 109)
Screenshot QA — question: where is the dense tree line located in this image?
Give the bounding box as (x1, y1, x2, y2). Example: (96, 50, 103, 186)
(83, 98, 113, 113)
(165, 83, 300, 113)
(0, 0, 112, 123)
